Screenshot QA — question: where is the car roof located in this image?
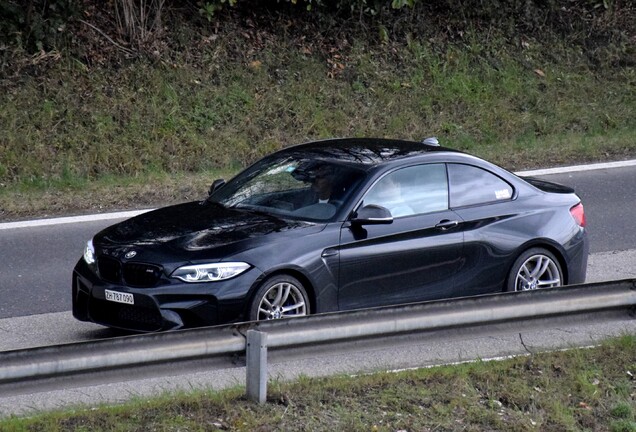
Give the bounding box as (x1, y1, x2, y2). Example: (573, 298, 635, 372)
(278, 138, 459, 168)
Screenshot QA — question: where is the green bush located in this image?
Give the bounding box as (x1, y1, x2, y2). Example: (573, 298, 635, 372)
(0, 0, 77, 52)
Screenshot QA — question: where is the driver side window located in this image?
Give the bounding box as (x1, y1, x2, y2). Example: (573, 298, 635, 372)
(363, 164, 449, 217)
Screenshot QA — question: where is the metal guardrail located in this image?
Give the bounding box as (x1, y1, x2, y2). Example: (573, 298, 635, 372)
(1, 279, 635, 402)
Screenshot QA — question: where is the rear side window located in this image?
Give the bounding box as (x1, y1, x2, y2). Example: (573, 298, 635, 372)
(448, 164, 513, 208)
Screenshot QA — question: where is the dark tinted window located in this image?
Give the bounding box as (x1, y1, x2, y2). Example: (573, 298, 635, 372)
(363, 164, 448, 217)
(449, 164, 513, 207)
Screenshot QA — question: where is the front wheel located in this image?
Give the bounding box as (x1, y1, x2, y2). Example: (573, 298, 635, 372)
(248, 275, 310, 321)
(506, 248, 563, 292)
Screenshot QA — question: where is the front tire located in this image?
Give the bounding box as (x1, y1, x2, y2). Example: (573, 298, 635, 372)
(248, 275, 310, 321)
(506, 248, 563, 292)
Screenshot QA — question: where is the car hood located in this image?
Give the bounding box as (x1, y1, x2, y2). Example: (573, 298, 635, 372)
(95, 201, 318, 253)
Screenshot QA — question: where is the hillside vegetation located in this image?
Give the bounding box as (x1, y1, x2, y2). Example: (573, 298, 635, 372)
(0, 0, 634, 220)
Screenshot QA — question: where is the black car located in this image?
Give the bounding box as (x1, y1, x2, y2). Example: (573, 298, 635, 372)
(72, 138, 589, 332)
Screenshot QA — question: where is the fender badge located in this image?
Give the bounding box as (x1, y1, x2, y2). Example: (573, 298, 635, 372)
(124, 251, 137, 259)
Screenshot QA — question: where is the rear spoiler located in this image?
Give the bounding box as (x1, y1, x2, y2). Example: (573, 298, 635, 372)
(521, 176, 575, 194)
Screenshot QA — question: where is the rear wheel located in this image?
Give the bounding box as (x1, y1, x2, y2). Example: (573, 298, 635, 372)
(248, 275, 310, 321)
(506, 248, 563, 292)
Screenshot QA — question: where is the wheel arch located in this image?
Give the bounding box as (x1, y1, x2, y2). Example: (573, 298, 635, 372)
(506, 240, 570, 287)
(245, 268, 318, 316)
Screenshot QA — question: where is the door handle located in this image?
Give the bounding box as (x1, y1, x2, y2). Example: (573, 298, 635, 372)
(321, 248, 339, 258)
(435, 220, 459, 230)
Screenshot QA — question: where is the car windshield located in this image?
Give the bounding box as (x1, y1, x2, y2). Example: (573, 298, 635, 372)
(210, 154, 366, 221)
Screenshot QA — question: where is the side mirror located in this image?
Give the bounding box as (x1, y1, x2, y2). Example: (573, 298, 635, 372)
(351, 204, 393, 225)
(208, 179, 226, 196)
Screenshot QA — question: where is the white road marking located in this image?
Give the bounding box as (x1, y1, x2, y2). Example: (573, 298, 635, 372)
(1, 159, 635, 230)
(0, 209, 153, 230)
(515, 159, 636, 177)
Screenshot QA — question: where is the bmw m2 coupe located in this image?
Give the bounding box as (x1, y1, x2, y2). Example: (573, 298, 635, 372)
(72, 138, 588, 331)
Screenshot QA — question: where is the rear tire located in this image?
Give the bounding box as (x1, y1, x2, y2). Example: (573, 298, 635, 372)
(248, 275, 310, 321)
(506, 248, 563, 292)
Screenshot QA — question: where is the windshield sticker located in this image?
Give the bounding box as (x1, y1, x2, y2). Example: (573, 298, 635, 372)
(495, 189, 512, 199)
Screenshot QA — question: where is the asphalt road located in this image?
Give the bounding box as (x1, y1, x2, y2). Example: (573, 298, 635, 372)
(523, 165, 636, 253)
(0, 163, 635, 320)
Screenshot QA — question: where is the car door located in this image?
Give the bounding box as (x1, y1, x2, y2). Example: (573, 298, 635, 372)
(337, 163, 465, 311)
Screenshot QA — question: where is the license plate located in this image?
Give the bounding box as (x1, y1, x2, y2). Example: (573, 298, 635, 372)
(105, 289, 134, 305)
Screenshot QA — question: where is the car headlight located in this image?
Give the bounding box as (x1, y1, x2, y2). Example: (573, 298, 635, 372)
(171, 262, 251, 283)
(83, 239, 96, 265)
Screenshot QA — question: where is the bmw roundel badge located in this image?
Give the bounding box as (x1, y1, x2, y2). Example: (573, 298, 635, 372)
(124, 251, 137, 259)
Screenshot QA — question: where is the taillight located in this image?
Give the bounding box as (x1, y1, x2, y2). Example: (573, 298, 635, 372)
(570, 203, 586, 227)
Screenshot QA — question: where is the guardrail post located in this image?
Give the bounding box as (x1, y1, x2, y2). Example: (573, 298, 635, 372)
(246, 330, 268, 404)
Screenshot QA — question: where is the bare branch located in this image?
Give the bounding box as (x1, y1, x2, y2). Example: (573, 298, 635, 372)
(79, 19, 135, 56)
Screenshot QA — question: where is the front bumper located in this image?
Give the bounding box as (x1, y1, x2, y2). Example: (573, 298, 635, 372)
(72, 259, 263, 332)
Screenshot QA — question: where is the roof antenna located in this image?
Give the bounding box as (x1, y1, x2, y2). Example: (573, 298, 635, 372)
(422, 137, 440, 146)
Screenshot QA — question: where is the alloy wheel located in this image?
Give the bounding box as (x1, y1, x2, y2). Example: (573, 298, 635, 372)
(257, 281, 307, 320)
(514, 254, 562, 291)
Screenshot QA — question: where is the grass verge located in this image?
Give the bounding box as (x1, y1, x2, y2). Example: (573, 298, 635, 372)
(1, 130, 635, 223)
(1, 335, 635, 431)
(0, 168, 234, 222)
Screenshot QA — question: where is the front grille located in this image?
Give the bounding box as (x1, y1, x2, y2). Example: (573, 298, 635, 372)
(90, 298, 163, 332)
(123, 263, 162, 287)
(97, 256, 121, 284)
(97, 256, 162, 288)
